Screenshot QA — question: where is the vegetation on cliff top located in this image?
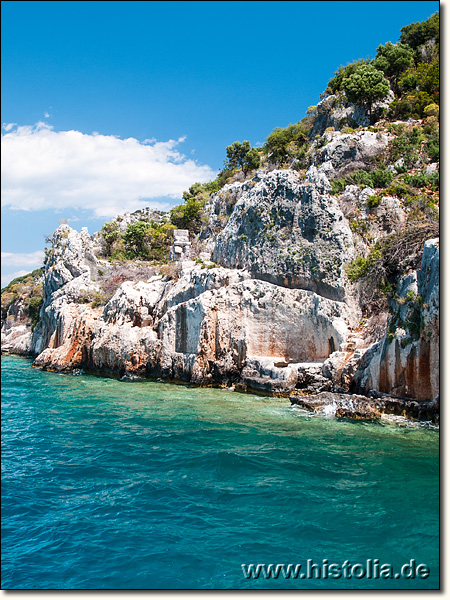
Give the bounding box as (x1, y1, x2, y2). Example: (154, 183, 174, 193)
(1, 268, 44, 330)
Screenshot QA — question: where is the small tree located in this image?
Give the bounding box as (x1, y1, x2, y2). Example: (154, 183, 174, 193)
(326, 58, 370, 95)
(170, 196, 206, 233)
(264, 123, 309, 165)
(100, 221, 121, 256)
(342, 64, 390, 120)
(123, 221, 152, 258)
(224, 140, 260, 175)
(374, 42, 413, 92)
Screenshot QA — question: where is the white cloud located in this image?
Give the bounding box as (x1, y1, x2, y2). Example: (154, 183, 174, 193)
(1, 250, 45, 267)
(2, 123, 16, 132)
(1, 123, 217, 218)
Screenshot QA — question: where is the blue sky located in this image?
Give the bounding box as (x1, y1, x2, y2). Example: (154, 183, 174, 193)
(1, 0, 440, 285)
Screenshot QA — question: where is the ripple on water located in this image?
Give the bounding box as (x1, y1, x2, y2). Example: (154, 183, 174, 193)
(1, 356, 439, 590)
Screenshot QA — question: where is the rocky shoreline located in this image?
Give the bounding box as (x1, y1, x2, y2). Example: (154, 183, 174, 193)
(2, 118, 439, 423)
(290, 391, 439, 423)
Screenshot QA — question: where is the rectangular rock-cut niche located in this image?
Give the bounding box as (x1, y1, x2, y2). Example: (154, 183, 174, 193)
(175, 302, 202, 354)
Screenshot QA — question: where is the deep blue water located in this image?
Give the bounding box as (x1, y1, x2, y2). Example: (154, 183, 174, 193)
(1, 355, 439, 589)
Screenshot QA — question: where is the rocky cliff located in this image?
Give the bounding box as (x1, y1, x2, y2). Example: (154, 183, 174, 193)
(2, 132, 439, 411)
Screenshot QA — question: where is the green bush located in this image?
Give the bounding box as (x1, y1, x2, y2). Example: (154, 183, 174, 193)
(263, 122, 311, 165)
(384, 181, 414, 199)
(99, 218, 176, 262)
(330, 168, 392, 194)
(388, 124, 424, 167)
(345, 252, 381, 282)
(224, 141, 260, 175)
(91, 291, 108, 308)
(123, 221, 153, 258)
(326, 59, 371, 95)
(170, 195, 206, 233)
(330, 178, 346, 195)
(367, 194, 383, 209)
(404, 171, 439, 191)
(100, 221, 121, 254)
(373, 42, 413, 93)
(369, 168, 393, 188)
(24, 296, 43, 330)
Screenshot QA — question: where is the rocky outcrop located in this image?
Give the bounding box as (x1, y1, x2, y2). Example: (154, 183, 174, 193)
(212, 167, 356, 303)
(32, 248, 356, 394)
(342, 239, 439, 401)
(1, 270, 44, 355)
(30, 225, 100, 356)
(310, 92, 394, 138)
(290, 392, 438, 423)
(1, 323, 33, 355)
(314, 130, 391, 178)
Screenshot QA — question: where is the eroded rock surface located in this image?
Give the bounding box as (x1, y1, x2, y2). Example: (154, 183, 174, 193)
(212, 168, 356, 303)
(349, 239, 439, 401)
(290, 391, 438, 423)
(3, 156, 439, 410)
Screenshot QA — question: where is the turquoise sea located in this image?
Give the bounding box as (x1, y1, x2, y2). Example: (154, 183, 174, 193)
(1, 355, 439, 589)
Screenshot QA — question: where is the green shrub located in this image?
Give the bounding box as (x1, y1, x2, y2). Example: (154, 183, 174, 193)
(345, 253, 380, 282)
(373, 42, 413, 81)
(369, 168, 393, 188)
(170, 195, 206, 233)
(349, 218, 370, 235)
(24, 296, 43, 330)
(344, 223, 439, 314)
(404, 171, 439, 191)
(366, 194, 383, 208)
(224, 141, 260, 175)
(330, 179, 346, 195)
(399, 11, 439, 51)
(384, 181, 414, 199)
(388, 124, 425, 167)
(263, 122, 311, 165)
(91, 291, 107, 308)
(342, 64, 390, 118)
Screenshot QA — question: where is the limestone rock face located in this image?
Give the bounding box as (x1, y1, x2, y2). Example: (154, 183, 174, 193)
(1, 293, 33, 355)
(5, 158, 438, 406)
(30, 225, 100, 356)
(350, 239, 439, 401)
(32, 259, 355, 395)
(1, 270, 44, 355)
(315, 130, 391, 178)
(212, 168, 356, 303)
(200, 174, 266, 247)
(310, 91, 394, 137)
(1, 323, 32, 355)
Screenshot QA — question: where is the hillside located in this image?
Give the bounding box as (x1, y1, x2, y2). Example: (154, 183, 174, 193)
(1, 12, 439, 417)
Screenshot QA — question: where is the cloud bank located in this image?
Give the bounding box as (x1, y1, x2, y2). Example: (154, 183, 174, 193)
(1, 123, 217, 217)
(1, 250, 45, 267)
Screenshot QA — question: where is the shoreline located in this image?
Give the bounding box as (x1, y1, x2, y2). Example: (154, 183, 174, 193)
(2, 352, 439, 425)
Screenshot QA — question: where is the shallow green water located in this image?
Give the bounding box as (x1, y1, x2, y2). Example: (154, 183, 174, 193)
(1, 355, 439, 589)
